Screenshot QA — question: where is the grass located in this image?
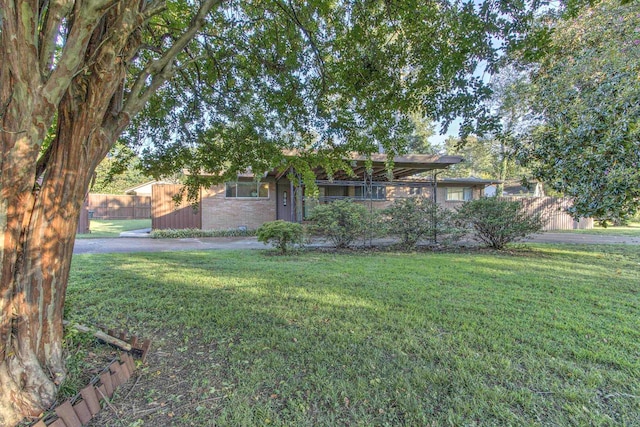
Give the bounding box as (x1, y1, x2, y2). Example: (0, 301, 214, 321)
(65, 245, 640, 426)
(77, 219, 151, 238)
(559, 221, 640, 237)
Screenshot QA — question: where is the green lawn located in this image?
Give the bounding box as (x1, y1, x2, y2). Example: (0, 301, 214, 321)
(65, 245, 640, 426)
(560, 221, 640, 237)
(76, 218, 151, 238)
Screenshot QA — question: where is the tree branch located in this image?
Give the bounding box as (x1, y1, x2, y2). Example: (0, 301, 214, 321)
(123, 0, 224, 117)
(274, 0, 327, 93)
(41, 0, 116, 107)
(38, 0, 74, 75)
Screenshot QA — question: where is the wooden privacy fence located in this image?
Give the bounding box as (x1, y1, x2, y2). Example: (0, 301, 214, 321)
(88, 193, 151, 219)
(152, 184, 202, 230)
(499, 196, 593, 230)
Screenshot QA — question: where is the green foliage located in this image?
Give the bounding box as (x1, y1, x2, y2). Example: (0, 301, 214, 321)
(150, 228, 256, 239)
(518, 0, 640, 222)
(91, 145, 151, 194)
(125, 0, 544, 192)
(456, 197, 545, 249)
(307, 200, 371, 248)
(443, 136, 500, 179)
(404, 112, 437, 154)
(382, 197, 463, 248)
(256, 221, 304, 254)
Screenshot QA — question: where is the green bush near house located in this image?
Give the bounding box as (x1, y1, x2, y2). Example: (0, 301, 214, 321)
(382, 197, 464, 249)
(257, 220, 304, 254)
(150, 228, 256, 239)
(306, 199, 372, 248)
(456, 197, 545, 249)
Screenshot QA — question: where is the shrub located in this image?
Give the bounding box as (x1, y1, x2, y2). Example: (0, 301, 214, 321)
(256, 220, 304, 254)
(382, 197, 464, 249)
(150, 228, 256, 239)
(307, 200, 371, 248)
(456, 197, 545, 249)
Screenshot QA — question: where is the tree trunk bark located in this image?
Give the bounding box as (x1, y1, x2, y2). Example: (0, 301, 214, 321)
(497, 142, 509, 197)
(0, 65, 124, 426)
(0, 0, 208, 421)
(0, 100, 114, 425)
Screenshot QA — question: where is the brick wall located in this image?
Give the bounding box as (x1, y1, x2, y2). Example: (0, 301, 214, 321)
(201, 182, 277, 230)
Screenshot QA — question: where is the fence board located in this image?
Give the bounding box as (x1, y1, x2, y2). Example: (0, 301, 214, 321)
(77, 198, 90, 234)
(499, 196, 593, 230)
(87, 193, 151, 219)
(152, 185, 201, 230)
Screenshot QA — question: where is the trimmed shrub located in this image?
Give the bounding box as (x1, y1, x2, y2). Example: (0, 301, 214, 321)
(382, 197, 464, 249)
(456, 197, 545, 249)
(257, 220, 304, 254)
(307, 200, 371, 248)
(150, 228, 256, 239)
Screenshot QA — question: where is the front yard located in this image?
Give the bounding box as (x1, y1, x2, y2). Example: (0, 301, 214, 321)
(65, 245, 639, 426)
(560, 221, 640, 237)
(76, 219, 151, 238)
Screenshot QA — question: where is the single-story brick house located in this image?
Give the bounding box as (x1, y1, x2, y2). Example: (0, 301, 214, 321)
(152, 153, 499, 230)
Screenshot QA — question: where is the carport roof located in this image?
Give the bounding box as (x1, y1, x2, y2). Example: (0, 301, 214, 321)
(269, 153, 464, 181)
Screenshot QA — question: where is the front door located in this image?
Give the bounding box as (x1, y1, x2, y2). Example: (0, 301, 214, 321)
(276, 180, 293, 222)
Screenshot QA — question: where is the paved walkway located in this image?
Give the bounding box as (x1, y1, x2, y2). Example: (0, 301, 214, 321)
(73, 230, 640, 254)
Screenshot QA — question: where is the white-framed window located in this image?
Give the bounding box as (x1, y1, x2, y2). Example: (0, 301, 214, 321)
(225, 182, 269, 198)
(354, 185, 386, 200)
(445, 187, 473, 201)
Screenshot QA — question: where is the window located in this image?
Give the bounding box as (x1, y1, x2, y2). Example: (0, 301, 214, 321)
(409, 187, 422, 196)
(445, 187, 473, 201)
(225, 182, 269, 198)
(354, 185, 386, 200)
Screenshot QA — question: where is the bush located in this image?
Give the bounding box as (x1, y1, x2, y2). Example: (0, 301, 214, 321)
(256, 220, 304, 254)
(150, 228, 256, 239)
(456, 197, 545, 249)
(382, 197, 464, 249)
(307, 200, 371, 248)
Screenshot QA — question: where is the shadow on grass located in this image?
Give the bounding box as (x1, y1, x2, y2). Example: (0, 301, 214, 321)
(66, 247, 640, 426)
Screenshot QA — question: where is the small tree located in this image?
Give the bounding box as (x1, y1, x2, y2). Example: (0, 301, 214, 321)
(456, 197, 545, 249)
(382, 197, 462, 249)
(307, 200, 370, 248)
(257, 221, 304, 254)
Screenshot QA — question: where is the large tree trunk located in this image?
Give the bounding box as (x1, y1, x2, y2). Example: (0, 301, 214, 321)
(0, 15, 130, 427)
(0, 92, 119, 426)
(0, 0, 215, 421)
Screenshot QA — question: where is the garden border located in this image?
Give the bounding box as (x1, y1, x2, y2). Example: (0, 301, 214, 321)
(29, 327, 151, 427)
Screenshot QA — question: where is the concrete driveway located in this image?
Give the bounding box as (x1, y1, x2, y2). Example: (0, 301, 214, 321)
(524, 233, 640, 245)
(72, 231, 640, 254)
(73, 236, 267, 254)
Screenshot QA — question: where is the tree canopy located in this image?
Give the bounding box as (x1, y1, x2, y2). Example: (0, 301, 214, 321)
(1, 0, 547, 423)
(91, 145, 153, 193)
(0, 0, 550, 423)
(124, 0, 540, 190)
(517, 0, 640, 221)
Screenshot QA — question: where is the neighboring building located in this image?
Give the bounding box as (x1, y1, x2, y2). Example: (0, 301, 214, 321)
(484, 180, 545, 197)
(124, 180, 172, 196)
(152, 154, 497, 230)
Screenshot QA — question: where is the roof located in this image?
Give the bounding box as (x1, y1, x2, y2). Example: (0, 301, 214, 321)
(394, 176, 500, 185)
(197, 152, 465, 182)
(436, 177, 501, 186)
(124, 180, 159, 192)
(275, 153, 464, 181)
